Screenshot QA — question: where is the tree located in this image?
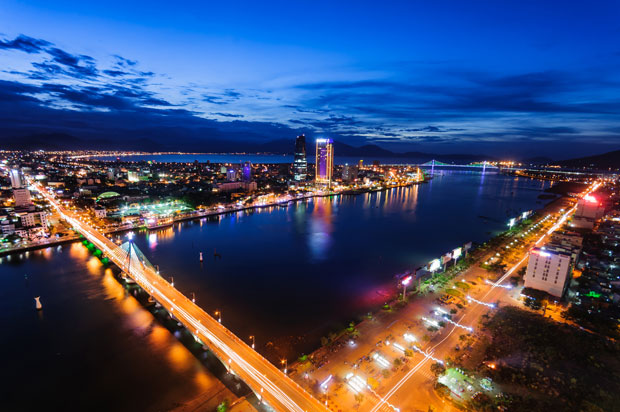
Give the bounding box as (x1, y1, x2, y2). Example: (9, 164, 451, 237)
(216, 400, 229, 412)
(354, 393, 365, 407)
(430, 361, 446, 377)
(434, 382, 451, 398)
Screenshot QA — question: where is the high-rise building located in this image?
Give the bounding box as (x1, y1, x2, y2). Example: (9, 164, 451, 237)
(13, 188, 32, 207)
(315, 138, 333, 186)
(523, 247, 572, 298)
(242, 161, 252, 182)
(9, 169, 25, 189)
(293, 134, 307, 181)
(342, 164, 358, 182)
(226, 167, 237, 181)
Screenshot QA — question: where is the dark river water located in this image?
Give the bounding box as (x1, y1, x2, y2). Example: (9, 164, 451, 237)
(0, 171, 552, 411)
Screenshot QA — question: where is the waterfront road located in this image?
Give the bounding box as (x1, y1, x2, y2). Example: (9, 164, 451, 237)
(35, 184, 328, 412)
(364, 183, 597, 412)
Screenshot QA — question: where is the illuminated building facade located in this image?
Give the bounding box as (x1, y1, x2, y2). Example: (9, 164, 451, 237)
(242, 161, 252, 182)
(524, 247, 572, 297)
(315, 138, 333, 186)
(293, 134, 307, 181)
(575, 195, 604, 219)
(226, 167, 237, 181)
(342, 164, 358, 182)
(9, 169, 25, 188)
(13, 188, 32, 207)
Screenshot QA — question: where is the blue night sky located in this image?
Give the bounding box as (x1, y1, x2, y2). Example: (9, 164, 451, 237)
(1, 0, 619, 158)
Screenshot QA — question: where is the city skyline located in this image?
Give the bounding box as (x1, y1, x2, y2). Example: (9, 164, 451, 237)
(1, 1, 620, 158)
(2, 3, 620, 412)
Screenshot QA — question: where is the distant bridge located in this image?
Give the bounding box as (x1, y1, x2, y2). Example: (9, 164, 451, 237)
(419, 159, 498, 169)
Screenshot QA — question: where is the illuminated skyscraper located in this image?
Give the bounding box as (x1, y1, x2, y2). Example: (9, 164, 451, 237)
(315, 138, 333, 186)
(242, 161, 252, 182)
(342, 164, 358, 182)
(9, 169, 25, 189)
(293, 134, 307, 181)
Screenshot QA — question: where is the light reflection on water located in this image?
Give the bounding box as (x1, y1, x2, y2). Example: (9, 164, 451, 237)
(117, 171, 552, 364)
(1, 242, 230, 412)
(1, 171, 554, 409)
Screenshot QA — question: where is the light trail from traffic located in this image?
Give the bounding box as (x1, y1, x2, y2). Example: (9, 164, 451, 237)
(369, 181, 599, 412)
(34, 183, 327, 412)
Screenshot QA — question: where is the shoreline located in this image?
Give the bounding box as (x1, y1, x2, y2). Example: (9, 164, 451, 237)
(0, 180, 425, 257)
(288, 192, 569, 369)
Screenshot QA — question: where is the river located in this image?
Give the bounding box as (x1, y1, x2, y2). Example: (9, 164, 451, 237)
(0, 170, 552, 411)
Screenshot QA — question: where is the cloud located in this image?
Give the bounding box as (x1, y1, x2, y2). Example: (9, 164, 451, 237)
(0, 32, 619, 158)
(46, 47, 98, 78)
(212, 112, 244, 118)
(202, 94, 229, 105)
(103, 69, 128, 77)
(404, 125, 466, 133)
(112, 55, 137, 67)
(0, 34, 51, 53)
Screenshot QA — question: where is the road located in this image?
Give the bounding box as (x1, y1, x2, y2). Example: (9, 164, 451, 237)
(35, 184, 328, 412)
(363, 183, 598, 412)
(295, 183, 598, 412)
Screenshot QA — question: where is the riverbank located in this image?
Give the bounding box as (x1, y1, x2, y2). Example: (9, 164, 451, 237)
(1, 179, 425, 257)
(285, 193, 576, 411)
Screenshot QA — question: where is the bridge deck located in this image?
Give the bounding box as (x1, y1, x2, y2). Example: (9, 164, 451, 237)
(37, 185, 327, 412)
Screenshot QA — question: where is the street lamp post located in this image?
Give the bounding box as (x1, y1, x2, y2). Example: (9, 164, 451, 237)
(192, 292, 195, 303)
(170, 276, 174, 287)
(401, 275, 412, 301)
(281, 359, 287, 374)
(249, 335, 255, 349)
(215, 310, 221, 323)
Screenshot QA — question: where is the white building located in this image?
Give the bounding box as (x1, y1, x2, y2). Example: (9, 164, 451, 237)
(13, 188, 32, 207)
(18, 212, 48, 228)
(9, 169, 25, 188)
(1, 220, 15, 235)
(575, 195, 604, 220)
(93, 206, 107, 218)
(524, 247, 572, 298)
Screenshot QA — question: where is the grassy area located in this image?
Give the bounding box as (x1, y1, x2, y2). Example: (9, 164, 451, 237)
(472, 306, 620, 411)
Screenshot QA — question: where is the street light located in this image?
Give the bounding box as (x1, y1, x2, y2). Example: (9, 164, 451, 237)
(281, 358, 287, 374)
(249, 335, 255, 349)
(170, 276, 174, 287)
(215, 310, 221, 323)
(192, 292, 195, 303)
(401, 275, 412, 301)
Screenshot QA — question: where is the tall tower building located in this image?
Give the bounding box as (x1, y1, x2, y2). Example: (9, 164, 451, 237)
(13, 188, 31, 207)
(315, 138, 333, 186)
(293, 134, 307, 181)
(9, 169, 25, 189)
(242, 161, 252, 182)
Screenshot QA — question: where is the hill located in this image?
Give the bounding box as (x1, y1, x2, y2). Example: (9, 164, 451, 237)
(556, 149, 620, 170)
